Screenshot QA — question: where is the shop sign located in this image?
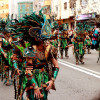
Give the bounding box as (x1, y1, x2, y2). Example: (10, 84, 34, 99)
(76, 13, 96, 20)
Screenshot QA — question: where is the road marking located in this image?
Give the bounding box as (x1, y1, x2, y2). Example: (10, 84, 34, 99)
(58, 59, 100, 79)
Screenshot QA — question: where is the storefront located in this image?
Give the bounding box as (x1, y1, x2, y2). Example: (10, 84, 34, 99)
(63, 16, 75, 30)
(76, 13, 97, 24)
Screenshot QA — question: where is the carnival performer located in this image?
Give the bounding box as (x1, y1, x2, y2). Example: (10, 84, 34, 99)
(59, 29, 69, 59)
(0, 33, 4, 78)
(92, 25, 99, 50)
(73, 33, 85, 65)
(0, 31, 13, 86)
(10, 12, 59, 100)
(84, 35, 92, 54)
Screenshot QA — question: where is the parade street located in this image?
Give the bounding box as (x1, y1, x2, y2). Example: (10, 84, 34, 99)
(0, 48, 100, 100)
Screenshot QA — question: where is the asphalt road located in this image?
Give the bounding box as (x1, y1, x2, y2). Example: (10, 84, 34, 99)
(0, 48, 100, 100)
(48, 63, 100, 100)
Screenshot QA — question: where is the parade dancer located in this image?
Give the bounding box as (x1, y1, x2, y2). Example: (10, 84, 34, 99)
(59, 29, 69, 59)
(73, 33, 85, 65)
(0, 32, 13, 86)
(92, 25, 99, 50)
(84, 35, 92, 54)
(0, 33, 4, 78)
(10, 12, 59, 100)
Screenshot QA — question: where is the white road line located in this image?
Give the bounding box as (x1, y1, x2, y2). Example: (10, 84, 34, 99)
(58, 59, 100, 75)
(58, 60, 100, 79)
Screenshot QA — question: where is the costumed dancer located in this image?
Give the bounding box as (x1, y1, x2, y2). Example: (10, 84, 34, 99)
(0, 33, 4, 78)
(0, 19, 13, 85)
(51, 29, 59, 49)
(73, 33, 85, 65)
(50, 22, 60, 58)
(0, 32, 13, 86)
(92, 25, 99, 50)
(10, 12, 59, 100)
(59, 29, 69, 59)
(84, 35, 92, 54)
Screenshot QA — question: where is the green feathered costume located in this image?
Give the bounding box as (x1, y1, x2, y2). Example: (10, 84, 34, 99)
(10, 9, 59, 100)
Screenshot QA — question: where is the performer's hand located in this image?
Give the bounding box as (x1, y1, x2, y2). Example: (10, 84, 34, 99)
(16, 69, 21, 75)
(34, 87, 43, 99)
(3, 53, 7, 58)
(46, 80, 54, 91)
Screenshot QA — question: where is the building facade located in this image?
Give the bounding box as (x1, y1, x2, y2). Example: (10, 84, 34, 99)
(51, 0, 100, 30)
(18, 0, 33, 19)
(33, 0, 44, 15)
(43, 0, 51, 19)
(0, 0, 9, 20)
(9, 0, 18, 20)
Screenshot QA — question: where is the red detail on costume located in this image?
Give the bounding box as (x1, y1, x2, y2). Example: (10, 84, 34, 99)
(41, 68, 43, 72)
(32, 83, 35, 87)
(19, 58, 22, 62)
(93, 37, 97, 40)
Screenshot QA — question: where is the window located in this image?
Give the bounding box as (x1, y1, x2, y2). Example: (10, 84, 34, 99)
(35, 5, 37, 8)
(56, 6, 58, 12)
(39, 5, 41, 8)
(80, 0, 88, 8)
(64, 2, 67, 10)
(11, 14, 13, 19)
(20, 14, 23, 18)
(2, 10, 4, 13)
(2, 3, 4, 7)
(20, 4, 22, 12)
(15, 14, 17, 19)
(70, 0, 76, 9)
(26, 4, 29, 12)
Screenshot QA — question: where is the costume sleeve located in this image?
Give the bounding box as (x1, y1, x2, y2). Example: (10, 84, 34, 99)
(30, 77, 38, 89)
(52, 67, 59, 80)
(49, 46, 59, 81)
(0, 47, 4, 53)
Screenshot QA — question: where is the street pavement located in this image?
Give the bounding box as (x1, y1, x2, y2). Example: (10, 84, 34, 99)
(62, 47, 100, 72)
(0, 48, 100, 100)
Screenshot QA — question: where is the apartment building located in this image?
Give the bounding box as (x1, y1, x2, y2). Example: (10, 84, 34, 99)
(9, 0, 18, 19)
(0, 0, 9, 20)
(33, 0, 44, 15)
(51, 0, 100, 30)
(18, 0, 33, 19)
(43, 0, 51, 19)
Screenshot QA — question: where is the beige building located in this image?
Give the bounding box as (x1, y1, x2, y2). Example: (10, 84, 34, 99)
(51, 0, 100, 30)
(33, 0, 44, 15)
(9, 0, 18, 19)
(43, 0, 51, 19)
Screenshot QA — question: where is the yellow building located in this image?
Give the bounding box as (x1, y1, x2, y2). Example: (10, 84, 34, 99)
(44, 0, 51, 5)
(0, 0, 9, 19)
(43, 0, 51, 19)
